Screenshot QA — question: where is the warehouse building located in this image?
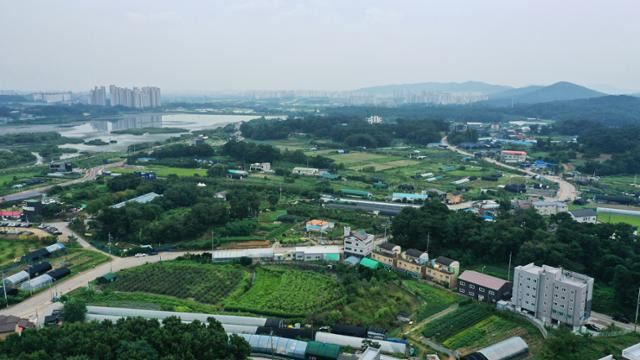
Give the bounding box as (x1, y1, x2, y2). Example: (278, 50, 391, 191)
(343, 227, 374, 257)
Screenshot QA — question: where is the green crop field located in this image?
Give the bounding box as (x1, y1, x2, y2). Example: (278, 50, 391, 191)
(105, 261, 250, 305)
(223, 266, 344, 317)
(402, 280, 464, 320)
(443, 314, 542, 354)
(422, 304, 494, 341)
(50, 249, 110, 274)
(598, 212, 640, 228)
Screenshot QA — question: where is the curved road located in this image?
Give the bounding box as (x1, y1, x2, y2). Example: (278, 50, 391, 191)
(0, 161, 124, 203)
(441, 137, 577, 201)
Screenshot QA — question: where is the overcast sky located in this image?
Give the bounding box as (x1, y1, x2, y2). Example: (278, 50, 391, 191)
(1, 0, 639, 93)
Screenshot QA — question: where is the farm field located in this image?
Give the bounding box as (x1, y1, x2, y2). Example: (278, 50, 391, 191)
(223, 266, 344, 317)
(401, 280, 464, 321)
(50, 248, 110, 274)
(442, 313, 543, 356)
(422, 304, 495, 341)
(104, 261, 250, 305)
(0, 236, 55, 267)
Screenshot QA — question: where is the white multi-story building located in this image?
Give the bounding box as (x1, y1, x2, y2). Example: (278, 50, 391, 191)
(343, 227, 374, 257)
(89, 86, 107, 106)
(103, 85, 161, 108)
(367, 115, 383, 124)
(511, 263, 594, 328)
(500, 150, 527, 163)
(533, 201, 568, 216)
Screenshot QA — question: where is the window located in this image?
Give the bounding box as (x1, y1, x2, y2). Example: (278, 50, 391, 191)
(479, 287, 485, 293)
(459, 289, 465, 294)
(469, 292, 475, 296)
(459, 281, 466, 286)
(488, 290, 495, 296)
(469, 284, 475, 289)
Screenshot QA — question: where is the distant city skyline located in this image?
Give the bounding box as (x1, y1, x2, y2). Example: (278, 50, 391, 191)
(1, 1, 639, 93)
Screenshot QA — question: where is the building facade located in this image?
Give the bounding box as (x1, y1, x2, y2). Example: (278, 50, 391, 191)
(396, 249, 428, 278)
(511, 263, 594, 328)
(343, 227, 374, 257)
(424, 256, 460, 288)
(291, 167, 320, 176)
(500, 150, 527, 163)
(533, 201, 568, 216)
(458, 270, 512, 303)
(370, 242, 401, 267)
(569, 209, 597, 223)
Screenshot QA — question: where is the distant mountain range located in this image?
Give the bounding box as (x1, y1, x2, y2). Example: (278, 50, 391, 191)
(354, 81, 512, 95)
(486, 81, 605, 106)
(353, 80, 608, 106)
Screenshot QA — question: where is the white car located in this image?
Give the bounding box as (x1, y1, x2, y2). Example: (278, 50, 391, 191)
(134, 253, 148, 258)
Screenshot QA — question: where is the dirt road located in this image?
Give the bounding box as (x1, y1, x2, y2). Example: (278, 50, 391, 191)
(441, 137, 578, 201)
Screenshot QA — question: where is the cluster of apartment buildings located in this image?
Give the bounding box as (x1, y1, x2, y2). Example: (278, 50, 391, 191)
(89, 85, 161, 108)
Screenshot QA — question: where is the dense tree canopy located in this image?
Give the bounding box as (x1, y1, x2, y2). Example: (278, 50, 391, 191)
(0, 317, 250, 360)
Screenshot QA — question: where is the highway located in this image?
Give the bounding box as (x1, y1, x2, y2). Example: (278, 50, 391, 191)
(441, 137, 578, 202)
(0, 161, 124, 203)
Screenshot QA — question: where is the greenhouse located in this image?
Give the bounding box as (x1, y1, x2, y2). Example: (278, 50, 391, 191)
(235, 334, 308, 359)
(4, 270, 29, 287)
(20, 274, 53, 292)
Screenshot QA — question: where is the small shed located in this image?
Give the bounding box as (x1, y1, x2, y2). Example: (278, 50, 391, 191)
(28, 262, 52, 277)
(45, 243, 65, 254)
(305, 341, 342, 360)
(344, 256, 361, 266)
(21, 248, 50, 263)
(359, 257, 380, 270)
(47, 267, 71, 280)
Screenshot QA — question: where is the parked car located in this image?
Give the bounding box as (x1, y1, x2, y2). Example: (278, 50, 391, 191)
(134, 253, 148, 258)
(613, 315, 631, 324)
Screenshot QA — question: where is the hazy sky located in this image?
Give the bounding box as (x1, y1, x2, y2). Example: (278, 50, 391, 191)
(1, 0, 639, 92)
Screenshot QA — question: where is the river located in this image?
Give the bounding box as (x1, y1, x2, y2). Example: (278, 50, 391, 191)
(1, 113, 270, 152)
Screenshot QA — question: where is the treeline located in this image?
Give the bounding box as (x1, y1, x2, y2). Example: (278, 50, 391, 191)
(0, 131, 82, 146)
(391, 201, 640, 316)
(551, 122, 640, 175)
(239, 116, 447, 147)
(0, 149, 36, 169)
(0, 316, 250, 360)
(94, 175, 264, 244)
(221, 140, 337, 170)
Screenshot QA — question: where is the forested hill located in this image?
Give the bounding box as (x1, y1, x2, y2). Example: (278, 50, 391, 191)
(506, 95, 640, 125)
(354, 81, 512, 95)
(486, 81, 604, 106)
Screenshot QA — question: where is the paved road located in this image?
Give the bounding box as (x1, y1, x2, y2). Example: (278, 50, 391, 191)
(0, 161, 124, 203)
(441, 137, 578, 202)
(0, 221, 203, 325)
(590, 311, 637, 332)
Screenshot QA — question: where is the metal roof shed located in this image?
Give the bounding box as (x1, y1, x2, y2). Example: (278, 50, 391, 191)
(305, 341, 342, 360)
(45, 243, 65, 254)
(359, 257, 380, 270)
(28, 262, 52, 277)
(47, 267, 71, 280)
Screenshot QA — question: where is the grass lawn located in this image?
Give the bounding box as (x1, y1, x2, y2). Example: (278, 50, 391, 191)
(402, 280, 464, 321)
(223, 266, 344, 317)
(112, 165, 207, 177)
(598, 212, 640, 228)
(104, 261, 249, 305)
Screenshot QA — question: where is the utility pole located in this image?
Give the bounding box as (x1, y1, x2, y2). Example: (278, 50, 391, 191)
(635, 287, 640, 333)
(108, 232, 113, 273)
(1, 271, 7, 307)
(507, 251, 512, 282)
(426, 232, 431, 256)
(211, 231, 215, 262)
